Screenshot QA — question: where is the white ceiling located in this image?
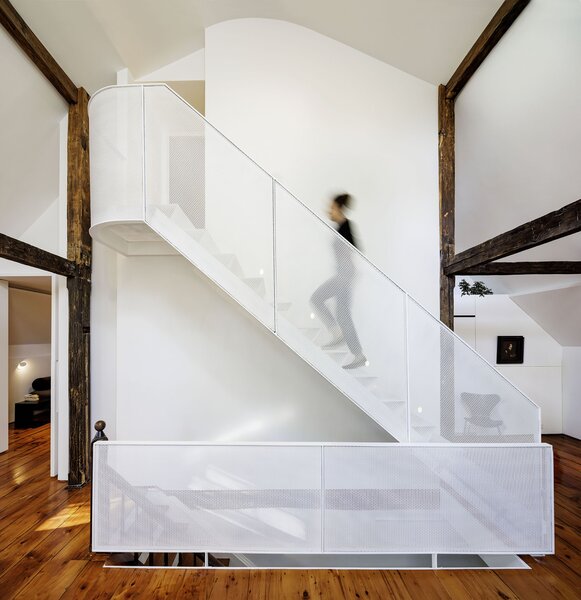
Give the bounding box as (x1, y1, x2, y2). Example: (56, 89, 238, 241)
(11, 0, 505, 93)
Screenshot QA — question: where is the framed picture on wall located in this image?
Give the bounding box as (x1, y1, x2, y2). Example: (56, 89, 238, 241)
(496, 336, 524, 364)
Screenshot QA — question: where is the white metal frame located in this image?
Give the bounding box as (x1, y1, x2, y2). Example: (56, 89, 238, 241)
(92, 440, 554, 557)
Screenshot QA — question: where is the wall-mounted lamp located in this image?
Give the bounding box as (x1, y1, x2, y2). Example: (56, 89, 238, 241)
(17, 361, 28, 370)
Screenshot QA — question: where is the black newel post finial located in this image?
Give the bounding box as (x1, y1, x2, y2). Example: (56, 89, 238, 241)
(90, 420, 108, 553)
(92, 420, 108, 444)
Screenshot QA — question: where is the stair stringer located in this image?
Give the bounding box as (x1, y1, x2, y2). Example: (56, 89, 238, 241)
(145, 206, 406, 441)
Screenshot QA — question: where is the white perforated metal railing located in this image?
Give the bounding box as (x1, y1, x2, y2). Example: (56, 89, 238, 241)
(88, 84, 541, 443)
(92, 441, 553, 555)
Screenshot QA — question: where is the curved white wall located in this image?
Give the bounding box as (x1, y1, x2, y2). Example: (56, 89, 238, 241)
(205, 18, 439, 313)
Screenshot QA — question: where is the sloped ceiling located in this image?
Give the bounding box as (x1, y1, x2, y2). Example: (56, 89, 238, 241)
(512, 285, 581, 346)
(11, 0, 505, 93)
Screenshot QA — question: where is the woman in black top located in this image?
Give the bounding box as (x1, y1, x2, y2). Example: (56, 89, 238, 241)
(310, 194, 367, 370)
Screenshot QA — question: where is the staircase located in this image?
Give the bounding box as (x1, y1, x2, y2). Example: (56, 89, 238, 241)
(89, 83, 540, 444)
(88, 84, 552, 564)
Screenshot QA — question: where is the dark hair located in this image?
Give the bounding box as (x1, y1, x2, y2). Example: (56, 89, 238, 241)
(333, 194, 352, 209)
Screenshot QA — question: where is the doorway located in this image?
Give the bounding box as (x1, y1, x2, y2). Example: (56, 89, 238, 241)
(0, 273, 67, 479)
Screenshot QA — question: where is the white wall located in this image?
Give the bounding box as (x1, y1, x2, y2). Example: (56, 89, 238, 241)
(204, 19, 439, 313)
(8, 344, 51, 423)
(455, 0, 581, 253)
(105, 254, 390, 443)
(455, 294, 563, 434)
(90, 241, 118, 440)
(0, 26, 67, 251)
(0, 111, 68, 474)
(563, 347, 581, 440)
(19, 199, 61, 256)
(0, 282, 8, 452)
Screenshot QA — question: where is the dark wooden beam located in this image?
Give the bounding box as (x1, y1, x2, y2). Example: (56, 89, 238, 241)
(438, 84, 457, 437)
(458, 261, 581, 276)
(0, 233, 78, 277)
(0, 0, 78, 104)
(68, 88, 92, 267)
(67, 87, 92, 487)
(445, 199, 581, 276)
(446, 0, 531, 100)
(67, 276, 91, 488)
(438, 84, 455, 330)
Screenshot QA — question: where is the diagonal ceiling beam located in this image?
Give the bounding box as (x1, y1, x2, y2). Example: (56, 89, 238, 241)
(445, 199, 581, 276)
(0, 0, 78, 104)
(0, 232, 79, 277)
(446, 0, 530, 100)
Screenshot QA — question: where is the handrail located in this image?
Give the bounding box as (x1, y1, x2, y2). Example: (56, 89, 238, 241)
(92, 439, 551, 448)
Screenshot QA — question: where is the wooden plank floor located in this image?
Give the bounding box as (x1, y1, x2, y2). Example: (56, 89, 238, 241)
(1, 425, 580, 599)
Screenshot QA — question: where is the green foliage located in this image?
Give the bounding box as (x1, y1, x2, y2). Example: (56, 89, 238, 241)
(458, 279, 493, 297)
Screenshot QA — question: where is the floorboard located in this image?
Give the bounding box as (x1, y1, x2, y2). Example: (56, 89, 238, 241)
(1, 426, 580, 599)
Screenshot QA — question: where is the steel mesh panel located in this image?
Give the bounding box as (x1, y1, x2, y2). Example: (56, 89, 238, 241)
(142, 86, 275, 329)
(89, 86, 144, 224)
(93, 443, 552, 555)
(406, 299, 541, 443)
(275, 185, 408, 440)
(323, 445, 552, 554)
(169, 135, 205, 228)
(93, 444, 322, 553)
